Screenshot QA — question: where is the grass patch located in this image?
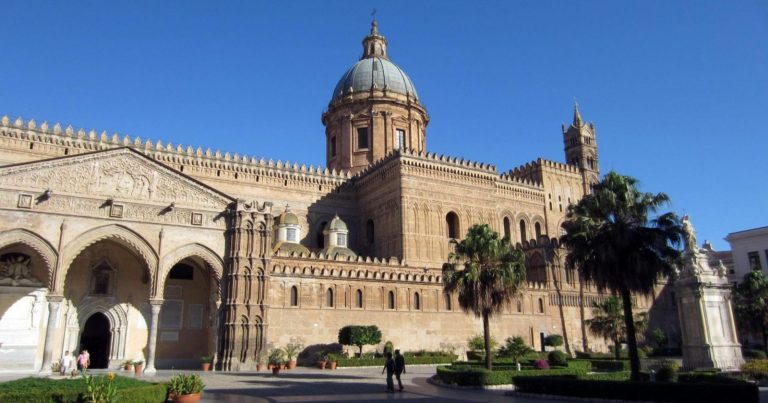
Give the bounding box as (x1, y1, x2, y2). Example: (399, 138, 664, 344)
(0, 376, 167, 403)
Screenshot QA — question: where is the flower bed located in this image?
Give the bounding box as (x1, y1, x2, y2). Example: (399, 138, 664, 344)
(0, 376, 167, 403)
(512, 376, 758, 403)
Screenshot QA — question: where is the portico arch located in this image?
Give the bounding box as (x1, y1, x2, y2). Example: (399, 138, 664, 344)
(57, 224, 158, 295)
(62, 298, 131, 367)
(0, 229, 57, 289)
(158, 243, 223, 298)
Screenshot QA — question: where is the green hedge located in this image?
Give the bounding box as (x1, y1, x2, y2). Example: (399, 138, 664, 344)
(512, 376, 758, 403)
(589, 359, 630, 372)
(0, 377, 167, 403)
(336, 354, 456, 367)
(436, 362, 588, 386)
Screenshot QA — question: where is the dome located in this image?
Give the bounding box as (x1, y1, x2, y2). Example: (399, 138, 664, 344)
(331, 57, 418, 103)
(326, 214, 348, 231)
(278, 206, 299, 226)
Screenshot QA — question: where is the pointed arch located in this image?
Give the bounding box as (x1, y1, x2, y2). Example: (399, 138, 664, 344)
(0, 228, 58, 289)
(159, 243, 224, 298)
(58, 224, 158, 295)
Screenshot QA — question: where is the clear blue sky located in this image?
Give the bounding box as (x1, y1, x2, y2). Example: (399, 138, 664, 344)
(1, 1, 765, 250)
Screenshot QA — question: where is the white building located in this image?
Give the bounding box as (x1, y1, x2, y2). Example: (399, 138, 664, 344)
(725, 226, 768, 280)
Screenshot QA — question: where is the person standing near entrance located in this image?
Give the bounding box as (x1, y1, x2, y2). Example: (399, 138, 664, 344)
(77, 350, 89, 375)
(60, 351, 72, 376)
(394, 349, 406, 391)
(381, 352, 395, 393)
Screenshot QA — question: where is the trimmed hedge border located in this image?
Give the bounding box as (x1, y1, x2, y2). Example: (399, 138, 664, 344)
(0, 383, 168, 403)
(589, 359, 630, 372)
(436, 364, 588, 386)
(512, 376, 758, 403)
(336, 354, 457, 367)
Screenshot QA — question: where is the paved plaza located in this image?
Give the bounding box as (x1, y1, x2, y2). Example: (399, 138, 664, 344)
(3, 365, 768, 402)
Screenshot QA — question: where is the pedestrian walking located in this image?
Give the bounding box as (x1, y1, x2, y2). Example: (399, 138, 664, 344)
(394, 349, 406, 391)
(60, 351, 72, 376)
(77, 350, 89, 376)
(381, 352, 395, 392)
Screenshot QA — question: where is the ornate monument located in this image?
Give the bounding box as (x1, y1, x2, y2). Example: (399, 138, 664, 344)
(676, 216, 744, 370)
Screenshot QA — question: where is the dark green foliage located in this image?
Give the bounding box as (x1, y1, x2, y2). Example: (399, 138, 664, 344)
(547, 351, 568, 366)
(649, 347, 682, 357)
(512, 377, 758, 403)
(656, 366, 677, 382)
(734, 268, 768, 354)
(443, 224, 527, 370)
(560, 172, 683, 381)
(544, 334, 564, 347)
(336, 352, 457, 367)
(436, 365, 587, 386)
(678, 372, 746, 384)
(590, 360, 630, 372)
(574, 351, 592, 359)
(741, 359, 768, 380)
(652, 328, 668, 348)
(0, 376, 166, 403)
(497, 336, 534, 364)
(337, 325, 382, 357)
(743, 349, 767, 359)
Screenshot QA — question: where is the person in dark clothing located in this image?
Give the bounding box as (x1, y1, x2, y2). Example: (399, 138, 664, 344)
(394, 349, 406, 391)
(381, 352, 395, 392)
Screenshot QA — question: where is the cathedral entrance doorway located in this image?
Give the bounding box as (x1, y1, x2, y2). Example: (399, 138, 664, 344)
(80, 312, 111, 368)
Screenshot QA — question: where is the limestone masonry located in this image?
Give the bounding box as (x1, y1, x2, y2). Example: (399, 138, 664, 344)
(0, 21, 677, 372)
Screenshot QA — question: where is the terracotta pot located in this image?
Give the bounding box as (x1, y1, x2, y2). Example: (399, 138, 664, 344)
(267, 363, 274, 370)
(172, 393, 201, 403)
(201, 363, 210, 371)
(256, 364, 263, 371)
(316, 361, 326, 369)
(124, 364, 132, 371)
(134, 364, 144, 374)
(328, 361, 337, 370)
(287, 360, 297, 369)
(272, 367, 280, 375)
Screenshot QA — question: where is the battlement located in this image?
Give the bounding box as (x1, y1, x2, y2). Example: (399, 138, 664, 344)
(0, 115, 353, 184)
(507, 157, 581, 181)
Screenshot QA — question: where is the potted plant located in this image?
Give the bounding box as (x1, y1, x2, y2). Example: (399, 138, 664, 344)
(200, 356, 212, 371)
(132, 359, 144, 375)
(269, 348, 285, 375)
(315, 351, 328, 369)
(123, 360, 133, 371)
(168, 373, 205, 403)
(283, 343, 302, 370)
(327, 353, 338, 370)
(256, 350, 266, 371)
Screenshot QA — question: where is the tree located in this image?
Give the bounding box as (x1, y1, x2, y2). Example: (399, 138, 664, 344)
(560, 172, 683, 380)
(498, 336, 534, 364)
(467, 334, 497, 354)
(544, 334, 564, 348)
(586, 296, 625, 359)
(652, 328, 668, 349)
(733, 268, 768, 353)
(443, 224, 527, 370)
(338, 325, 382, 358)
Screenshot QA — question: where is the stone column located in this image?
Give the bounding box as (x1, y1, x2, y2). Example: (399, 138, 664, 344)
(144, 299, 163, 374)
(39, 295, 63, 373)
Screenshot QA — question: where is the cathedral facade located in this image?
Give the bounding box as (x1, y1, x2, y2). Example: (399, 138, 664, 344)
(0, 22, 672, 372)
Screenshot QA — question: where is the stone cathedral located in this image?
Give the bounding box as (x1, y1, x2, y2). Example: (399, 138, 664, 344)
(0, 21, 676, 372)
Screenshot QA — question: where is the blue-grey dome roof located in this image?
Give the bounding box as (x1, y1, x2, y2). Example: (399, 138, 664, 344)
(331, 57, 418, 102)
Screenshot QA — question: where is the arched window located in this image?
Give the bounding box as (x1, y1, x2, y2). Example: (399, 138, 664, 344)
(444, 293, 452, 311)
(516, 299, 523, 313)
(290, 286, 298, 307)
(388, 291, 395, 309)
(526, 253, 547, 283)
(519, 220, 527, 242)
(534, 222, 542, 239)
(413, 292, 421, 310)
(326, 288, 334, 308)
(538, 298, 544, 313)
(503, 217, 511, 241)
(90, 261, 114, 295)
(356, 289, 363, 308)
(446, 212, 459, 238)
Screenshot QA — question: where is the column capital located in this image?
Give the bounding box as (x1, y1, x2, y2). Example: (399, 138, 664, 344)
(149, 299, 164, 307)
(47, 295, 64, 303)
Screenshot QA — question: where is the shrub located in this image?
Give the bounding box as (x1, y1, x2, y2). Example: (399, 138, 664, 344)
(533, 359, 549, 370)
(649, 347, 683, 357)
(336, 352, 457, 367)
(679, 372, 746, 384)
(0, 376, 167, 403)
(268, 348, 286, 366)
(497, 336, 534, 364)
(512, 376, 758, 403)
(547, 351, 568, 366)
(467, 334, 497, 353)
(168, 373, 204, 396)
(574, 351, 592, 359)
(544, 334, 564, 348)
(384, 341, 394, 355)
(84, 373, 117, 403)
(743, 349, 767, 360)
(742, 359, 768, 380)
(435, 362, 589, 386)
(656, 366, 677, 382)
(589, 360, 629, 372)
(652, 327, 668, 348)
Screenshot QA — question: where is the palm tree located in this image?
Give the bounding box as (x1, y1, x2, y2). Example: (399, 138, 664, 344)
(560, 172, 682, 380)
(443, 224, 527, 370)
(586, 296, 648, 359)
(733, 268, 768, 353)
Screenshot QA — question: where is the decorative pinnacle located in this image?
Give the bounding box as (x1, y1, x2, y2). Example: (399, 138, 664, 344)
(573, 101, 583, 127)
(361, 16, 388, 60)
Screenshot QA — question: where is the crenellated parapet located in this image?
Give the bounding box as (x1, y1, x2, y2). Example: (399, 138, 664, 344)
(0, 115, 353, 188)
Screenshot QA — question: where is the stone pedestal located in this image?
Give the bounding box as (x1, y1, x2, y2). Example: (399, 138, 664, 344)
(676, 249, 744, 371)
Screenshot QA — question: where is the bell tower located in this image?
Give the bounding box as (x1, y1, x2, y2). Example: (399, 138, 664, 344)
(563, 103, 599, 184)
(322, 20, 429, 174)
